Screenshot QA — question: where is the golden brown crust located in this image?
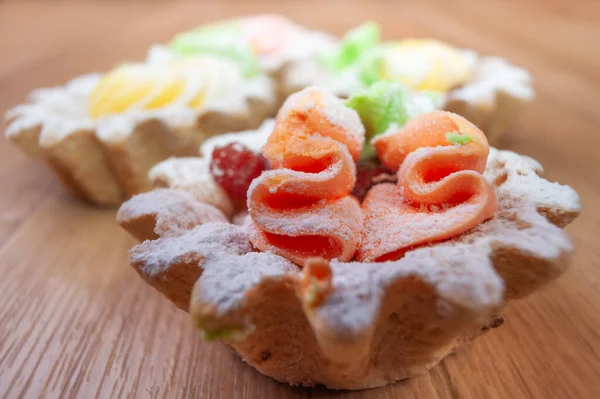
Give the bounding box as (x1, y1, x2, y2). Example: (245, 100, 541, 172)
(101, 119, 178, 197)
(43, 129, 124, 205)
(6, 124, 44, 158)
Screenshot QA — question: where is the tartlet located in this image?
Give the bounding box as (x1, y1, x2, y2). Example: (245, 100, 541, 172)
(5, 56, 276, 205)
(117, 87, 579, 389)
(5, 16, 534, 207)
(286, 24, 534, 143)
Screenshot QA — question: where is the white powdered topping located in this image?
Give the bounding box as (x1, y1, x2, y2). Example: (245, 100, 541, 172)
(250, 197, 361, 250)
(282, 59, 365, 98)
(448, 56, 535, 105)
(38, 118, 97, 146)
(195, 252, 298, 314)
(232, 211, 251, 227)
(459, 49, 480, 73)
(485, 148, 580, 219)
(405, 91, 443, 117)
(384, 51, 432, 86)
(146, 44, 179, 64)
(117, 189, 227, 238)
(314, 243, 504, 336)
(149, 157, 234, 217)
(314, 261, 383, 336)
(5, 74, 99, 142)
(200, 119, 275, 156)
(460, 193, 572, 261)
(198, 72, 274, 116)
(130, 222, 253, 276)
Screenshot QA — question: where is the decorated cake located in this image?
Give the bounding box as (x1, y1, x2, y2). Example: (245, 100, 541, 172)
(5, 55, 276, 205)
(117, 86, 579, 389)
(4, 16, 534, 207)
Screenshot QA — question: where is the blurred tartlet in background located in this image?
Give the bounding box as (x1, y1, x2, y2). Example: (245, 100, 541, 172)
(4, 15, 533, 206)
(5, 57, 275, 205)
(285, 23, 534, 142)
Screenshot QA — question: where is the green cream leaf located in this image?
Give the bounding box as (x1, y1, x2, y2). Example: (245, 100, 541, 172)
(445, 131, 474, 146)
(321, 22, 380, 71)
(345, 81, 412, 157)
(169, 23, 260, 77)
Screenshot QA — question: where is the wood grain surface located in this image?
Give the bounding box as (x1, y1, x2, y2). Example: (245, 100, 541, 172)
(1, 1, 599, 398)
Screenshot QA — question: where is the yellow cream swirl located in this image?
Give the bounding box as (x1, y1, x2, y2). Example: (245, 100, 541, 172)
(381, 39, 471, 93)
(88, 56, 244, 119)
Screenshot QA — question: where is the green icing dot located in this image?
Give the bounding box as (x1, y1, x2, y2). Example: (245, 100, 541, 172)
(201, 327, 246, 342)
(320, 22, 380, 72)
(169, 22, 260, 77)
(445, 131, 474, 146)
(304, 282, 320, 307)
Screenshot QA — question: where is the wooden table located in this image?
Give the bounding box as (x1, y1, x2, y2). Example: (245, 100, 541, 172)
(1, 1, 598, 397)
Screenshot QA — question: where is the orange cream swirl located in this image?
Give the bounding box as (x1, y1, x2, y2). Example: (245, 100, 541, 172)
(357, 111, 497, 262)
(247, 87, 364, 266)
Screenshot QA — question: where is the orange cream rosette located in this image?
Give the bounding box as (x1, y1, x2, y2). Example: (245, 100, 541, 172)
(246, 89, 497, 266)
(247, 87, 365, 265)
(358, 111, 497, 262)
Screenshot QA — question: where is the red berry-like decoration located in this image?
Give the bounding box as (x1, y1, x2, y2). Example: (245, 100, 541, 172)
(210, 142, 268, 204)
(351, 160, 396, 201)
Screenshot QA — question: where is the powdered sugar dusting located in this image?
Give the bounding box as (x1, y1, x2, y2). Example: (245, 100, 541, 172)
(314, 243, 504, 337)
(359, 183, 487, 261)
(117, 189, 227, 238)
(194, 252, 298, 314)
(130, 222, 252, 277)
(149, 157, 234, 217)
(447, 56, 534, 105)
(485, 148, 580, 226)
